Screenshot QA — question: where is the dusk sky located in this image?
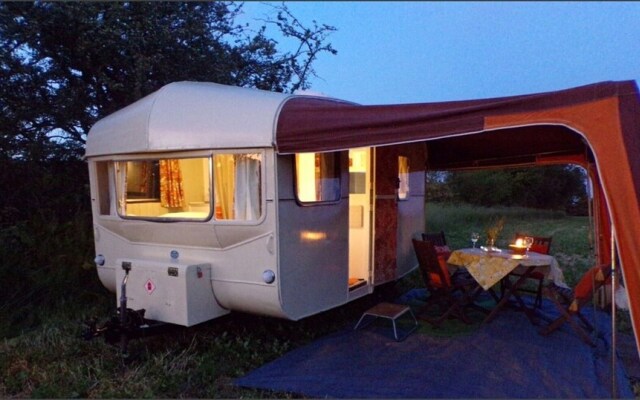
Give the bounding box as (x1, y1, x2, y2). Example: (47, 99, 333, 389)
(241, 2, 640, 105)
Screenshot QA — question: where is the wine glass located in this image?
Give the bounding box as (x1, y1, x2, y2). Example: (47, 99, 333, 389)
(524, 236, 534, 255)
(471, 232, 480, 248)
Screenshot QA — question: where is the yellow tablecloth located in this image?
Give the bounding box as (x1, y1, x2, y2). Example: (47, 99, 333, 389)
(447, 248, 567, 290)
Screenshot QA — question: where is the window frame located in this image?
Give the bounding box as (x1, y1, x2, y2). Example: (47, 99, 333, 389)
(93, 149, 266, 225)
(113, 153, 214, 222)
(293, 151, 343, 206)
(211, 150, 265, 224)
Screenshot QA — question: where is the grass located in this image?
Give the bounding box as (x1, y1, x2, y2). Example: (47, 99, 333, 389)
(0, 203, 635, 398)
(426, 202, 594, 286)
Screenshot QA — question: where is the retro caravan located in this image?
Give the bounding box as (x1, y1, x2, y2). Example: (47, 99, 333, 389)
(84, 81, 425, 340)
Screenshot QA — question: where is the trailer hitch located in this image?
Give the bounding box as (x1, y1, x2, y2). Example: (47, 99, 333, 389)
(82, 261, 169, 355)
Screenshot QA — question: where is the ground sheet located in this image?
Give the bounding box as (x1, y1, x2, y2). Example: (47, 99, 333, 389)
(235, 289, 634, 398)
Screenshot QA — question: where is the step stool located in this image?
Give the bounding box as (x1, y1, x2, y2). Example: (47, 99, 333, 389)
(354, 302, 418, 341)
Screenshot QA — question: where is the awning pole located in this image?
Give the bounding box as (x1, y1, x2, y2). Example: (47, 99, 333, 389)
(611, 224, 617, 398)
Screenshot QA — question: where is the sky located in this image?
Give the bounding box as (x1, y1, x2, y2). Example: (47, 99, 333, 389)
(240, 2, 640, 105)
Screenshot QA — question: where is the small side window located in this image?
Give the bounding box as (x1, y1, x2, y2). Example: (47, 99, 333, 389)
(295, 152, 341, 204)
(398, 156, 410, 200)
(95, 161, 111, 215)
(213, 153, 262, 221)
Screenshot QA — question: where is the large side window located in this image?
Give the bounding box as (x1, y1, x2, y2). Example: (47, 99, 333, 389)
(114, 156, 212, 220)
(213, 153, 262, 220)
(295, 152, 341, 204)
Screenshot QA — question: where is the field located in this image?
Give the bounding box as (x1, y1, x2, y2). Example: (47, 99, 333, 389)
(424, 202, 595, 286)
(0, 203, 633, 398)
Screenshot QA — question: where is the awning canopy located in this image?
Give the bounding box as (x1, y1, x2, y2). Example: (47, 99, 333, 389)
(277, 80, 640, 346)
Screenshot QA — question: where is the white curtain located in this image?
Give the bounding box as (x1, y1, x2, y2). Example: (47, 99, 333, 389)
(234, 155, 261, 220)
(115, 162, 128, 215)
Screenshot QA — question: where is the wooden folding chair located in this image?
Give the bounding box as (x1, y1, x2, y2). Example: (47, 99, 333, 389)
(422, 231, 453, 273)
(504, 233, 553, 308)
(421, 231, 447, 246)
(539, 264, 612, 346)
(412, 239, 485, 327)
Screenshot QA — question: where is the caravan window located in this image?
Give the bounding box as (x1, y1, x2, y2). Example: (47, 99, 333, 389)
(295, 152, 341, 204)
(398, 156, 410, 200)
(114, 156, 213, 220)
(212, 153, 262, 220)
(112, 153, 263, 221)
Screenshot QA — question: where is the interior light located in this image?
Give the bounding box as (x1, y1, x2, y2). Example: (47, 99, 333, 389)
(300, 231, 327, 241)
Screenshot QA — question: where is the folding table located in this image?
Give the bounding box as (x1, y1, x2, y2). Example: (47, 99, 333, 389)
(447, 248, 568, 324)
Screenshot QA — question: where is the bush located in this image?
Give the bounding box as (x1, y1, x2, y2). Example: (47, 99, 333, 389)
(0, 159, 105, 338)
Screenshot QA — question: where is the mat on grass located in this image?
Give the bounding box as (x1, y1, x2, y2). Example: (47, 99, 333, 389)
(235, 291, 634, 398)
(397, 288, 493, 337)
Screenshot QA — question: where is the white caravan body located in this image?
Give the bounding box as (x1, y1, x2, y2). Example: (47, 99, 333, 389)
(86, 81, 426, 326)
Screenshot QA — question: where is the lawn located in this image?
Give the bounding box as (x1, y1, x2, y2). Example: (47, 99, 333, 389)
(424, 202, 595, 286)
(0, 203, 633, 398)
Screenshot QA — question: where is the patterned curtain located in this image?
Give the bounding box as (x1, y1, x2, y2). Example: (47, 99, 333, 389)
(159, 159, 185, 208)
(214, 154, 235, 219)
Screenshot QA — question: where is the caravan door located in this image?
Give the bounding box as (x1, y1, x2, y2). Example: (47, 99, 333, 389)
(348, 148, 373, 296)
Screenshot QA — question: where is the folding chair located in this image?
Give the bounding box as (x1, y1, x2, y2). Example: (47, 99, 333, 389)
(421, 231, 447, 247)
(422, 231, 453, 271)
(539, 264, 612, 346)
(412, 239, 485, 327)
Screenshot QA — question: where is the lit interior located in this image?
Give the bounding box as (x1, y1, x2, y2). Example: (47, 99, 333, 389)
(108, 153, 262, 221)
(296, 153, 318, 202)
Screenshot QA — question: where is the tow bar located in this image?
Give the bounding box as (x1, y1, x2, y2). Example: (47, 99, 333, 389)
(82, 261, 169, 355)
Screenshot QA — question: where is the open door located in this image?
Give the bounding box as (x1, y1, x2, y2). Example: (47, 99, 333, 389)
(348, 148, 373, 295)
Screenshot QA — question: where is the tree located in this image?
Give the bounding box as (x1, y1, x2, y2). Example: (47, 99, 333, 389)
(446, 165, 588, 213)
(0, 2, 337, 161)
(0, 2, 337, 335)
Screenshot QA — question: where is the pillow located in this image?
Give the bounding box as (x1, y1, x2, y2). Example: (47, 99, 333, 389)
(434, 245, 452, 259)
(530, 243, 549, 254)
(430, 255, 452, 288)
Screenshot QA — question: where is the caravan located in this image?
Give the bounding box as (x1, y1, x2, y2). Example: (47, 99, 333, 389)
(85, 82, 425, 330)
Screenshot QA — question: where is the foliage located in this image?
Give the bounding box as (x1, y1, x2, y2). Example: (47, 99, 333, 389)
(436, 165, 588, 214)
(0, 1, 337, 161)
(425, 171, 454, 202)
(0, 158, 107, 338)
(0, 288, 384, 398)
(0, 0, 337, 336)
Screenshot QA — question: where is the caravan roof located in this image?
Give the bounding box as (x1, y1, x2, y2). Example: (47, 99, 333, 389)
(86, 81, 294, 157)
